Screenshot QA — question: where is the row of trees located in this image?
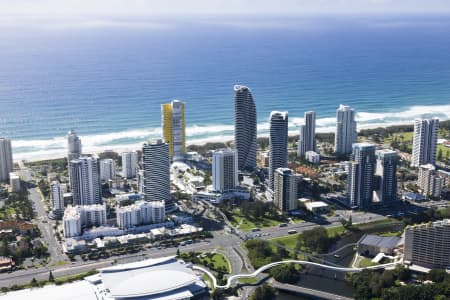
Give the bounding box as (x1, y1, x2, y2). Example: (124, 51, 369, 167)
(349, 266, 450, 300)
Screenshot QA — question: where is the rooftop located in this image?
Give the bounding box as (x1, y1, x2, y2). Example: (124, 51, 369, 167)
(359, 234, 401, 249)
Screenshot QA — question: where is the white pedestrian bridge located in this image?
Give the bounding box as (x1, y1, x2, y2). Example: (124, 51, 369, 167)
(194, 259, 401, 289)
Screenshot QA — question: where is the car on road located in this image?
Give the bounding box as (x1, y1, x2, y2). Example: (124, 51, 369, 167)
(288, 229, 297, 234)
(251, 227, 260, 232)
(279, 223, 288, 227)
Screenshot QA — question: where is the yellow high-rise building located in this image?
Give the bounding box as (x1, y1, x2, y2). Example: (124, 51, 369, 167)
(161, 100, 186, 161)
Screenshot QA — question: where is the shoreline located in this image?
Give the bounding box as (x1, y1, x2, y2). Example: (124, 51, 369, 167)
(15, 120, 420, 163)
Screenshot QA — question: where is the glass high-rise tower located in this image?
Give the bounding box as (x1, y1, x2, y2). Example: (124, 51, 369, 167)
(234, 85, 257, 171)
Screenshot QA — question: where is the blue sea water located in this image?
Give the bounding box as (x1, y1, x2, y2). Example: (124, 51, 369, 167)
(0, 16, 450, 160)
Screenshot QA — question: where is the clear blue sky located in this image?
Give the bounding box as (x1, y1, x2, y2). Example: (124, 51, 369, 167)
(2, 0, 450, 17)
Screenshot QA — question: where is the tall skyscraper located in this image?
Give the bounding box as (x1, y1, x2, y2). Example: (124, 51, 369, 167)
(234, 85, 257, 171)
(212, 149, 238, 193)
(297, 111, 316, 157)
(273, 168, 298, 212)
(122, 151, 138, 179)
(373, 149, 398, 205)
(411, 118, 439, 167)
(0, 138, 13, 182)
(51, 181, 65, 218)
(143, 139, 170, 203)
(162, 100, 186, 161)
(348, 143, 376, 209)
(335, 104, 357, 155)
(69, 156, 102, 206)
(67, 130, 82, 162)
(269, 111, 288, 191)
(99, 159, 115, 182)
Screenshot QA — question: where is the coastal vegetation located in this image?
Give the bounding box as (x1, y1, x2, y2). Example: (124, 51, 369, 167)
(348, 266, 450, 300)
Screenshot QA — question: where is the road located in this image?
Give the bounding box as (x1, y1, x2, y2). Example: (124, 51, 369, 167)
(18, 161, 66, 264)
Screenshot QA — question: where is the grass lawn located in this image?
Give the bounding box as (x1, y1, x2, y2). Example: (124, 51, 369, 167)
(199, 253, 231, 274)
(437, 144, 450, 160)
(202, 274, 213, 288)
(358, 257, 377, 268)
(238, 277, 259, 285)
(230, 210, 284, 232)
(269, 225, 346, 250)
(378, 231, 402, 237)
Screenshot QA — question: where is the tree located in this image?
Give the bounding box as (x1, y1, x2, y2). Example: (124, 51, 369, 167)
(301, 227, 333, 253)
(437, 148, 443, 161)
(428, 269, 448, 283)
(269, 263, 300, 283)
(49, 271, 55, 282)
(251, 283, 276, 300)
(30, 278, 38, 287)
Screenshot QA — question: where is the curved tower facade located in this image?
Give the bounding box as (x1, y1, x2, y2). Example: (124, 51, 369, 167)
(234, 85, 257, 171)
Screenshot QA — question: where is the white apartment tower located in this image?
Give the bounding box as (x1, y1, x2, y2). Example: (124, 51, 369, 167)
(69, 156, 102, 206)
(273, 168, 299, 212)
(417, 164, 442, 198)
(67, 130, 82, 162)
(122, 151, 138, 179)
(142, 139, 170, 203)
(0, 138, 13, 182)
(212, 149, 238, 193)
(335, 105, 357, 155)
(269, 111, 289, 191)
(411, 118, 439, 167)
(404, 219, 450, 269)
(297, 111, 316, 157)
(116, 201, 165, 230)
(100, 158, 115, 181)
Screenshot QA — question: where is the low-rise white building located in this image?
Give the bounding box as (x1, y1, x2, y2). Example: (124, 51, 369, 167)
(9, 172, 20, 193)
(305, 151, 320, 164)
(305, 201, 329, 214)
(63, 207, 82, 238)
(116, 201, 165, 230)
(63, 204, 107, 237)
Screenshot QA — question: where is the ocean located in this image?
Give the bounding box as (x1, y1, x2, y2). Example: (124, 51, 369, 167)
(1, 15, 450, 160)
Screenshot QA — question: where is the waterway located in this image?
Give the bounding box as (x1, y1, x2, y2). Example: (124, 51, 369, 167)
(276, 223, 404, 299)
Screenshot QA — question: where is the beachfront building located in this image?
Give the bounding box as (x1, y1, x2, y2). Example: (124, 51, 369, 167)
(143, 139, 170, 204)
(411, 118, 439, 167)
(273, 168, 299, 212)
(162, 100, 186, 161)
(69, 156, 102, 206)
(51, 181, 66, 219)
(116, 201, 165, 230)
(0, 138, 13, 182)
(417, 164, 442, 198)
(297, 111, 316, 157)
(373, 149, 398, 205)
(121, 151, 138, 179)
(348, 143, 376, 209)
(67, 130, 82, 162)
(234, 85, 257, 171)
(404, 219, 450, 269)
(99, 158, 115, 182)
(334, 104, 357, 155)
(212, 149, 238, 193)
(269, 111, 288, 191)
